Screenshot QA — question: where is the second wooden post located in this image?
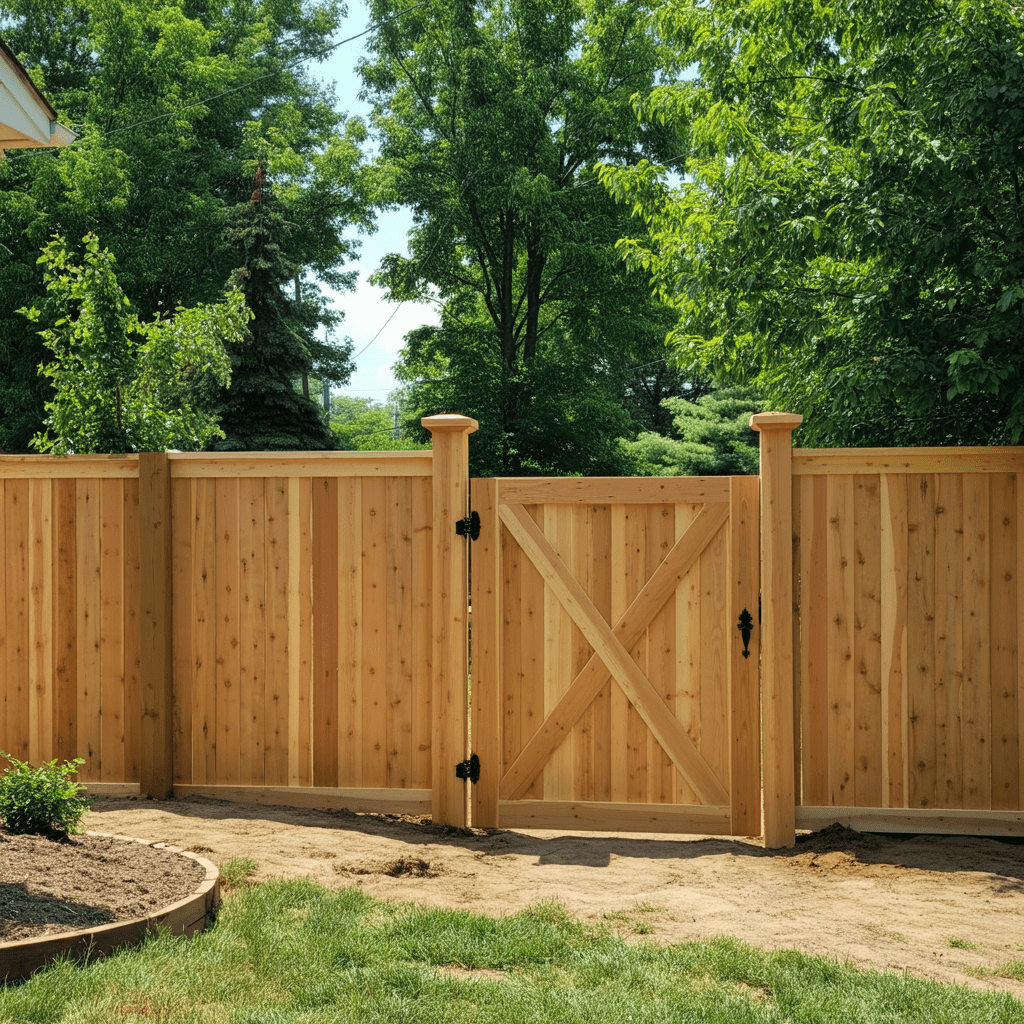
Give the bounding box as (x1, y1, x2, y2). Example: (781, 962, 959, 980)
(750, 412, 802, 848)
(423, 414, 479, 826)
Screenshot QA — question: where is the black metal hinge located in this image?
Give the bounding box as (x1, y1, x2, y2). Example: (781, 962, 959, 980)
(455, 753, 480, 784)
(456, 510, 480, 541)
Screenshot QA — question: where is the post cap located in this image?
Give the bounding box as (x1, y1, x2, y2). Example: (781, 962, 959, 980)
(749, 412, 803, 432)
(421, 413, 479, 434)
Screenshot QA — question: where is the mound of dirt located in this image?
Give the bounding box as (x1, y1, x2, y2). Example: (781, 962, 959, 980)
(0, 831, 205, 941)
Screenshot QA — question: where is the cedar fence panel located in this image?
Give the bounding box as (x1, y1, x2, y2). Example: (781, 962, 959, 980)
(168, 453, 436, 814)
(792, 452, 1024, 834)
(0, 457, 140, 785)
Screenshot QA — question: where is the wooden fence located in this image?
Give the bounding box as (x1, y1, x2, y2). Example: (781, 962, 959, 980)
(0, 415, 477, 823)
(2, 413, 1023, 846)
(789, 447, 1024, 837)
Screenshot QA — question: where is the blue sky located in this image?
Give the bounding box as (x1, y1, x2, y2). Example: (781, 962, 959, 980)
(311, 0, 438, 403)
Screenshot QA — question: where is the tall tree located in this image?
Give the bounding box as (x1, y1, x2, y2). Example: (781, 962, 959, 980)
(360, 0, 685, 474)
(599, 0, 1024, 447)
(212, 163, 338, 449)
(0, 0, 372, 451)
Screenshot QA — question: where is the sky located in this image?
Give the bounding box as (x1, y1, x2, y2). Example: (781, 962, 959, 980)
(310, 0, 437, 403)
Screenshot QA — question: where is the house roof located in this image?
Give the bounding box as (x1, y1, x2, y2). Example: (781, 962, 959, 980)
(0, 35, 76, 158)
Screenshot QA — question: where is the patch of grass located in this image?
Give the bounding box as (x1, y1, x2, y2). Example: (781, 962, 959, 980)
(1, 881, 1022, 1023)
(970, 961, 1024, 983)
(219, 856, 259, 890)
(949, 937, 980, 951)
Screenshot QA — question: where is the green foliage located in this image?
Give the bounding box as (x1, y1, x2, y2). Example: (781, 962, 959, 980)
(619, 386, 766, 476)
(0, 753, 90, 837)
(22, 233, 247, 454)
(360, 0, 688, 475)
(330, 394, 397, 449)
(0, 0, 373, 451)
(599, 0, 1024, 447)
(211, 165, 341, 451)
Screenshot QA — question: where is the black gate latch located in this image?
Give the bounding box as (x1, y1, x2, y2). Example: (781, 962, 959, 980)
(456, 510, 480, 541)
(737, 608, 754, 659)
(455, 753, 480, 784)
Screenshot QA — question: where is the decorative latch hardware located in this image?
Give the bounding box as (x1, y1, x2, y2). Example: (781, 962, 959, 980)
(455, 753, 480, 784)
(456, 510, 480, 541)
(737, 608, 754, 659)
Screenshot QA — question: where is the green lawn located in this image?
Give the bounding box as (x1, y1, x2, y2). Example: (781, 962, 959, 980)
(2, 862, 1021, 1024)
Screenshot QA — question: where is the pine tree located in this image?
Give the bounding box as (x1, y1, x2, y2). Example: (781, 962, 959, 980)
(212, 165, 338, 451)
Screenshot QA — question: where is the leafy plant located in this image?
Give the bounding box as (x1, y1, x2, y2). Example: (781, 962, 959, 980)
(0, 753, 91, 837)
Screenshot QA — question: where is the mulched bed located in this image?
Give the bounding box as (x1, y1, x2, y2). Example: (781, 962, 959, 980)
(0, 830, 206, 941)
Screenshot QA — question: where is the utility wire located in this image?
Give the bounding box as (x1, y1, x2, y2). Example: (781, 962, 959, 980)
(2, 2, 428, 156)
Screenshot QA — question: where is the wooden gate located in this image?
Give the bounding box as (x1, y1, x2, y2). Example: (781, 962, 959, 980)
(470, 476, 761, 835)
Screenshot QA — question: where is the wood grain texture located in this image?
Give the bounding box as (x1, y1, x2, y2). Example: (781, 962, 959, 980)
(826, 475, 855, 806)
(499, 800, 731, 834)
(171, 479, 193, 785)
(471, 479, 500, 826)
(361, 477, 388, 788)
(499, 503, 728, 806)
(214, 477, 240, 786)
(238, 477, 266, 786)
(990, 473, 1018, 809)
(729, 476, 760, 835)
(312, 477, 339, 787)
(499, 478, 730, 505)
(907, 474, 936, 808)
(933, 474, 963, 809)
(100, 479, 125, 784)
(76, 479, 100, 780)
(962, 474, 991, 809)
(337, 477, 362, 788)
(53, 479, 77, 765)
(168, 452, 433, 478)
(264, 478, 290, 787)
(853, 476, 882, 807)
(879, 475, 908, 808)
(794, 448, 1024, 475)
(794, 805, 1023, 836)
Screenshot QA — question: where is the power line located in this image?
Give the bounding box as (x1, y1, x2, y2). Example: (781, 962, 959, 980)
(2, 2, 428, 157)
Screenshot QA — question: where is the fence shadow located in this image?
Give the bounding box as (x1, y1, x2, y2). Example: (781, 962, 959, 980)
(88, 796, 1024, 893)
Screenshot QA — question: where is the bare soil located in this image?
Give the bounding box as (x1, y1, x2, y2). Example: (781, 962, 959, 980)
(11, 795, 1022, 997)
(0, 830, 205, 941)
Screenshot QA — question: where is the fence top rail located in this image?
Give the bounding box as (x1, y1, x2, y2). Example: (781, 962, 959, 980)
(0, 454, 139, 478)
(793, 446, 1024, 476)
(167, 450, 433, 479)
(490, 476, 732, 504)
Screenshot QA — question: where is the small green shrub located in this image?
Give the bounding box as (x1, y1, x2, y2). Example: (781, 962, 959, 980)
(0, 753, 91, 837)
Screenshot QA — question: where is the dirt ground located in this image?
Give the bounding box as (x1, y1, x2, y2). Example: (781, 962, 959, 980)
(83, 795, 1024, 997)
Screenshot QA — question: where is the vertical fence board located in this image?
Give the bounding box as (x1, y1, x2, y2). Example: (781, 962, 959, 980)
(800, 476, 829, 804)
(172, 479, 193, 785)
(76, 480, 101, 780)
(53, 479, 76, 765)
(337, 477, 363, 787)
(962, 474, 991, 808)
(933, 474, 964, 808)
(193, 479, 217, 786)
(361, 477, 388, 787)
(853, 476, 882, 806)
(701, 518, 729, 792)
(730, 476, 761, 835)
(647, 503, 676, 804)
(264, 478, 289, 787)
(590, 504, 613, 804)
(621, 505, 648, 802)
(471, 478, 500, 826)
(5, 483, 29, 764)
(122, 478, 140, 783)
(238, 477, 266, 786)
(0, 483, 6, 759)
(907, 474, 936, 808)
(674, 503, 701, 806)
(879, 474, 908, 807)
(990, 473, 1018, 809)
(520, 506, 545, 799)
(100, 479, 125, 783)
(571, 504, 595, 802)
(387, 476, 414, 789)
(28, 480, 53, 766)
(312, 478, 339, 787)
(412, 477, 432, 789)
(543, 504, 573, 801)
(215, 478, 240, 785)
(826, 475, 856, 805)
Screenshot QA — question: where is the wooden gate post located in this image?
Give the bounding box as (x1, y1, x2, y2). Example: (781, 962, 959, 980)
(422, 414, 479, 826)
(750, 412, 802, 848)
(139, 451, 173, 799)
